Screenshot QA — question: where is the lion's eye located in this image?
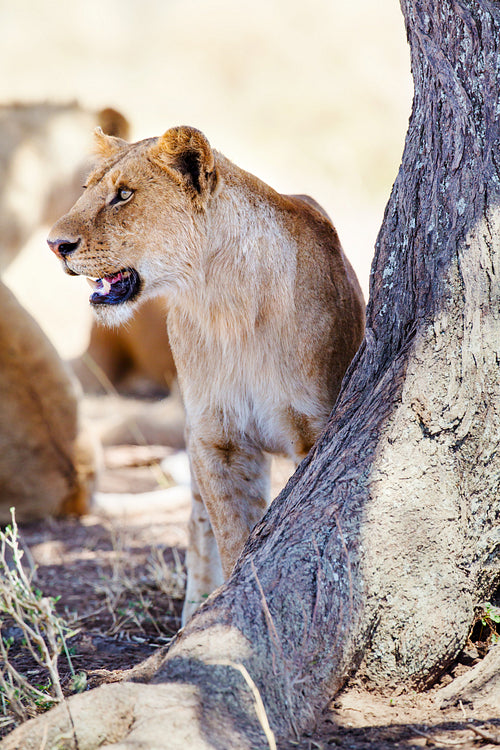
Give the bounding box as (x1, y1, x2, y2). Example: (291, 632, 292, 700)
(109, 186, 134, 207)
(117, 187, 133, 202)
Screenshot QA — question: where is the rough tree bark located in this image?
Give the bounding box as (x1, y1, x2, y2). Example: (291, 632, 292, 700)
(3, 0, 500, 747)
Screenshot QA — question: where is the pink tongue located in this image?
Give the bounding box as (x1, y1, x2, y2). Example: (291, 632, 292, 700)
(104, 271, 122, 283)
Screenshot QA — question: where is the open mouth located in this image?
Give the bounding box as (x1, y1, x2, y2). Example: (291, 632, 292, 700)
(87, 268, 142, 306)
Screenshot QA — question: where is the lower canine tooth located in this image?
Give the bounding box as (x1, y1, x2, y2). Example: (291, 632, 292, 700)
(101, 278, 112, 295)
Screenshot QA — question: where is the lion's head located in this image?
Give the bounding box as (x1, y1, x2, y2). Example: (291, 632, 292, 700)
(47, 126, 220, 326)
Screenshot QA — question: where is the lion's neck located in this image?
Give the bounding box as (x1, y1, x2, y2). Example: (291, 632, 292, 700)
(177, 157, 295, 342)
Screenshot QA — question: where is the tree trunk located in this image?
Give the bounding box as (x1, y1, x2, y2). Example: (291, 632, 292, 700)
(3, 0, 500, 748)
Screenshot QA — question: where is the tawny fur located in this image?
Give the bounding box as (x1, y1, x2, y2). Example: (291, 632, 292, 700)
(48, 126, 365, 622)
(0, 280, 98, 523)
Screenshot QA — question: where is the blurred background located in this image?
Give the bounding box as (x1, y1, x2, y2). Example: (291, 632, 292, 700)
(1, 0, 412, 360)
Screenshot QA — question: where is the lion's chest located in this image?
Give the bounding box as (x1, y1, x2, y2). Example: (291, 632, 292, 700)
(171, 325, 320, 462)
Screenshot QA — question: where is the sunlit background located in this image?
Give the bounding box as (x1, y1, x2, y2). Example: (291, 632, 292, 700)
(1, 0, 412, 358)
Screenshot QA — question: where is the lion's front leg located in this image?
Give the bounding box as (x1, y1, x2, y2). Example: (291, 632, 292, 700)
(185, 431, 271, 606)
(182, 470, 224, 624)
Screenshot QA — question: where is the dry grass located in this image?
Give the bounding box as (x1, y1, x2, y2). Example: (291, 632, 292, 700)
(0, 508, 186, 733)
(0, 510, 79, 729)
(92, 525, 185, 638)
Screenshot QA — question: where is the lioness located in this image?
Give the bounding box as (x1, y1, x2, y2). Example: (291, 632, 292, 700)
(48, 125, 365, 622)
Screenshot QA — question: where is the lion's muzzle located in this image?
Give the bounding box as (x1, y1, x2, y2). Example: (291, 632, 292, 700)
(47, 236, 81, 259)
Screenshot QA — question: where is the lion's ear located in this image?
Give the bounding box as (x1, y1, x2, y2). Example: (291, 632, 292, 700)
(150, 126, 218, 198)
(97, 108, 130, 140)
(92, 127, 129, 159)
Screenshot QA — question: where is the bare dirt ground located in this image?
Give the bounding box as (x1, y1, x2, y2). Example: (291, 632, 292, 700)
(2, 392, 498, 749)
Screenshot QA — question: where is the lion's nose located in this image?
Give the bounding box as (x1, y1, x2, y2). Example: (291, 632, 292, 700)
(47, 237, 81, 259)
